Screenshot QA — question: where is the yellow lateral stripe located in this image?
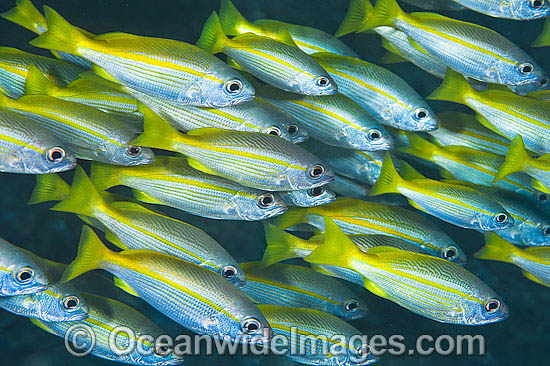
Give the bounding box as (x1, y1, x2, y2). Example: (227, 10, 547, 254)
(0, 133, 43, 153)
(291, 100, 363, 130)
(248, 276, 339, 305)
(293, 40, 327, 53)
(234, 47, 314, 77)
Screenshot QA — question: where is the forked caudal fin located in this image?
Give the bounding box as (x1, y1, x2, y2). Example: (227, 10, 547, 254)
(195, 11, 230, 54)
(0, 0, 47, 34)
(27, 173, 71, 205)
(493, 135, 529, 182)
(335, 0, 373, 37)
(262, 223, 309, 267)
(369, 153, 403, 196)
(474, 232, 518, 264)
(219, 0, 254, 36)
(427, 68, 474, 105)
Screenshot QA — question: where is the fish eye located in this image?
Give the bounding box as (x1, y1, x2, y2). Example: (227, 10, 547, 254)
(539, 77, 549, 87)
(538, 193, 549, 202)
(308, 187, 324, 197)
(413, 108, 429, 121)
(357, 344, 371, 358)
(367, 128, 382, 141)
(287, 124, 298, 135)
(126, 145, 142, 157)
(225, 79, 243, 94)
(15, 267, 35, 284)
(530, 0, 544, 9)
(443, 246, 458, 260)
(315, 76, 330, 87)
(222, 265, 237, 279)
(265, 126, 281, 136)
(543, 226, 550, 236)
(46, 147, 66, 163)
(154, 343, 172, 356)
(344, 299, 359, 312)
(484, 298, 501, 313)
(518, 63, 534, 75)
(257, 193, 275, 208)
(62, 295, 81, 310)
(308, 164, 325, 179)
(495, 213, 508, 223)
(241, 318, 262, 334)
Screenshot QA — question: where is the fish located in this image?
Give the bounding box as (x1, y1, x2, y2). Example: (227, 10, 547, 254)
(476, 233, 550, 287)
(370, 154, 514, 231)
(196, 11, 337, 96)
(527, 89, 550, 101)
(239, 262, 369, 320)
(277, 186, 336, 207)
(90, 156, 288, 220)
(532, 18, 550, 47)
(361, 0, 548, 94)
(0, 46, 83, 99)
(313, 52, 438, 131)
(428, 69, 550, 154)
(60, 226, 273, 343)
(448, 0, 550, 20)
(427, 111, 511, 156)
(0, 237, 49, 296)
(399, 132, 550, 207)
(1, 0, 92, 68)
(29, 6, 254, 107)
(50, 166, 246, 286)
(494, 135, 550, 193)
(305, 217, 509, 325)
(218, 0, 359, 57)
(271, 197, 466, 265)
(0, 251, 89, 322)
(328, 174, 371, 199)
(132, 110, 334, 191)
(255, 85, 394, 151)
(445, 179, 550, 247)
(27, 173, 71, 205)
(302, 139, 385, 185)
(31, 292, 184, 365)
(0, 108, 76, 174)
(254, 98, 310, 143)
(258, 305, 378, 365)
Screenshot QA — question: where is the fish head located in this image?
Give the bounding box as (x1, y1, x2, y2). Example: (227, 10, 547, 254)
(196, 67, 255, 107)
(510, 0, 550, 20)
(335, 296, 369, 321)
(103, 144, 155, 166)
(438, 243, 468, 266)
(259, 123, 293, 142)
(293, 71, 338, 96)
(217, 263, 247, 288)
(339, 124, 394, 151)
(284, 157, 335, 191)
(210, 306, 274, 344)
(397, 102, 438, 132)
(280, 120, 309, 143)
(37, 286, 89, 322)
(279, 186, 336, 207)
(0, 261, 48, 296)
(497, 59, 548, 95)
(476, 209, 515, 231)
(126, 336, 184, 365)
(461, 295, 509, 325)
(347, 337, 380, 365)
(232, 190, 288, 220)
(15, 144, 77, 174)
(520, 222, 550, 246)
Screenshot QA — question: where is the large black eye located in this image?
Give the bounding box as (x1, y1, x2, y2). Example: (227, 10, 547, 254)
(519, 63, 534, 75)
(62, 296, 80, 310)
(241, 318, 261, 334)
(222, 265, 237, 279)
(126, 145, 142, 157)
(495, 213, 508, 223)
(225, 79, 243, 94)
(443, 246, 458, 260)
(15, 267, 34, 284)
(315, 76, 330, 87)
(367, 129, 382, 141)
(46, 147, 66, 163)
(287, 125, 298, 135)
(265, 126, 281, 136)
(308, 165, 325, 179)
(308, 187, 324, 197)
(485, 298, 501, 313)
(154, 343, 172, 356)
(543, 226, 550, 236)
(539, 193, 549, 202)
(257, 193, 275, 208)
(357, 344, 371, 357)
(345, 299, 359, 312)
(531, 0, 544, 9)
(539, 77, 548, 87)
(413, 108, 428, 120)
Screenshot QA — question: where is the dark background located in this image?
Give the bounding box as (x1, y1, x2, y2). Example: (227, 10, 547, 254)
(0, 0, 548, 365)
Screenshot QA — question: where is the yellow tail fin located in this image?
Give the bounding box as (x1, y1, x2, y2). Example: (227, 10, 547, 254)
(493, 135, 529, 183)
(28, 6, 87, 56)
(131, 106, 180, 151)
(1, 0, 47, 34)
(474, 232, 518, 264)
(427, 68, 473, 105)
(532, 18, 550, 47)
(195, 11, 230, 54)
(25, 64, 59, 96)
(398, 132, 439, 162)
(358, 0, 403, 32)
(262, 223, 309, 267)
(270, 207, 308, 230)
(379, 50, 408, 64)
(219, 0, 253, 36)
(60, 225, 114, 283)
(335, 0, 373, 37)
(369, 153, 402, 196)
(397, 159, 425, 180)
(89, 162, 125, 192)
(27, 173, 70, 205)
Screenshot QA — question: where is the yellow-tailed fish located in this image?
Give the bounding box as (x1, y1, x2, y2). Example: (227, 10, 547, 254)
(278, 186, 336, 208)
(31, 292, 183, 365)
(312, 52, 438, 130)
(254, 98, 310, 143)
(361, 0, 548, 94)
(532, 18, 550, 47)
(305, 218, 509, 325)
(27, 173, 71, 205)
(370, 154, 514, 231)
(452, 0, 550, 19)
(0, 47, 83, 99)
(50, 166, 246, 286)
(254, 85, 394, 151)
(61, 226, 273, 343)
(29, 6, 254, 107)
(302, 139, 384, 185)
(445, 179, 550, 247)
(219, 0, 359, 57)
(428, 111, 510, 156)
(0, 108, 76, 174)
(494, 135, 550, 193)
(476, 233, 550, 287)
(399, 133, 550, 207)
(239, 262, 369, 320)
(271, 197, 466, 264)
(132, 111, 333, 191)
(196, 11, 337, 96)
(328, 174, 371, 199)
(1, 0, 92, 68)
(90, 156, 287, 220)
(258, 304, 378, 365)
(428, 69, 550, 154)
(0, 86, 153, 166)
